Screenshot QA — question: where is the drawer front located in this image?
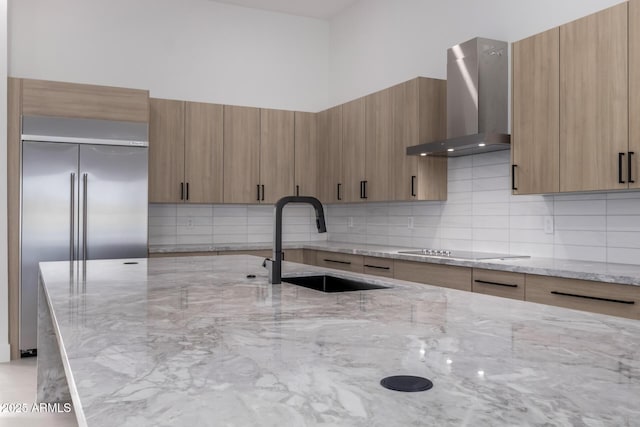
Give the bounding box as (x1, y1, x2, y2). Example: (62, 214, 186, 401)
(302, 249, 317, 266)
(315, 251, 364, 273)
(363, 256, 394, 278)
(283, 249, 304, 264)
(472, 269, 525, 300)
(394, 260, 472, 291)
(525, 274, 640, 320)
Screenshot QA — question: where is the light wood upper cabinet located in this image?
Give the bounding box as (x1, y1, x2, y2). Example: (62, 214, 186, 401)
(149, 99, 223, 204)
(149, 98, 185, 203)
(223, 105, 261, 203)
(342, 98, 366, 202)
(317, 106, 343, 203)
(294, 112, 318, 197)
(630, 0, 640, 189)
(512, 28, 560, 195)
(260, 108, 295, 203)
(391, 78, 447, 201)
(185, 102, 224, 203)
(559, 3, 628, 192)
(22, 79, 149, 123)
(365, 88, 392, 202)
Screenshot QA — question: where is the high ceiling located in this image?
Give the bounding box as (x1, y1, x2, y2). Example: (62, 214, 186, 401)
(211, 0, 360, 19)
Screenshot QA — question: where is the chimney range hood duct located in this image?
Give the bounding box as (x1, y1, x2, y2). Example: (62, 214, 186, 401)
(407, 37, 510, 157)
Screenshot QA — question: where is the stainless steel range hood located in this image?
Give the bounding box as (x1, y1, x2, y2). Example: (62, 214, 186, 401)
(407, 37, 510, 157)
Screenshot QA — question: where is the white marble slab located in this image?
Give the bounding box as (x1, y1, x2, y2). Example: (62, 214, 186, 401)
(149, 241, 640, 286)
(39, 255, 640, 426)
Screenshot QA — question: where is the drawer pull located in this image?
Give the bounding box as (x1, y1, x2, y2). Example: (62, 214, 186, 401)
(323, 259, 351, 265)
(550, 291, 635, 305)
(474, 279, 518, 288)
(365, 264, 390, 270)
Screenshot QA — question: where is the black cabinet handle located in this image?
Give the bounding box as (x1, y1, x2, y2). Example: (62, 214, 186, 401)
(363, 180, 368, 199)
(337, 183, 342, 201)
(619, 152, 626, 184)
(364, 264, 390, 270)
(296, 185, 300, 197)
(359, 181, 364, 199)
(261, 185, 265, 201)
(511, 164, 517, 191)
(551, 291, 635, 305)
(629, 152, 635, 184)
(257, 184, 261, 201)
(180, 182, 184, 200)
(411, 175, 416, 197)
(474, 279, 518, 288)
(186, 183, 189, 201)
(323, 258, 351, 265)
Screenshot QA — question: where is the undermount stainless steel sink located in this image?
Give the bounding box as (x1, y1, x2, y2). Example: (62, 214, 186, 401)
(282, 275, 390, 293)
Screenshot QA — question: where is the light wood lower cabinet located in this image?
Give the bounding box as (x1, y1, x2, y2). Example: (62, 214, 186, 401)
(315, 251, 364, 273)
(472, 269, 525, 301)
(363, 256, 394, 278)
(394, 260, 472, 291)
(525, 275, 640, 320)
(302, 249, 317, 266)
(283, 249, 304, 264)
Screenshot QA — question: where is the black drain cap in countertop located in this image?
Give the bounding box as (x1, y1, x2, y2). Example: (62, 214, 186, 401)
(380, 375, 433, 392)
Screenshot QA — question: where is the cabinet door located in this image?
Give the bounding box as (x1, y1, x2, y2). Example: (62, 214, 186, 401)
(342, 98, 366, 202)
(260, 108, 295, 203)
(512, 28, 560, 195)
(149, 98, 185, 203)
(560, 3, 628, 192)
(294, 112, 318, 197)
(185, 102, 223, 203)
(416, 78, 447, 200)
(391, 80, 419, 200)
(630, 0, 640, 189)
(392, 78, 447, 201)
(317, 106, 343, 203)
(365, 88, 392, 202)
(223, 106, 260, 203)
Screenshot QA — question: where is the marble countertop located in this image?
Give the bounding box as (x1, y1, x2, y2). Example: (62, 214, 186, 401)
(40, 255, 640, 426)
(150, 241, 640, 286)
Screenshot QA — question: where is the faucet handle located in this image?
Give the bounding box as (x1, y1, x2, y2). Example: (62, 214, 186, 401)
(262, 258, 271, 268)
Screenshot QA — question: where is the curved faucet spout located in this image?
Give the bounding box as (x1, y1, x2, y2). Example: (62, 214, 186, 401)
(266, 196, 326, 284)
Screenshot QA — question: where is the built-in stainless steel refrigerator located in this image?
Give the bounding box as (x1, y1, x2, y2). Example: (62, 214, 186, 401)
(20, 116, 149, 354)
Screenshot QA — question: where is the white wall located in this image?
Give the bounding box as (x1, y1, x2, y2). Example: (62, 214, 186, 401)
(0, 0, 9, 362)
(329, 0, 624, 105)
(9, 0, 330, 111)
(326, 151, 640, 265)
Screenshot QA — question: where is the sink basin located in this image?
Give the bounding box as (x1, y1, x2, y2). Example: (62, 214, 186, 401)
(282, 275, 390, 293)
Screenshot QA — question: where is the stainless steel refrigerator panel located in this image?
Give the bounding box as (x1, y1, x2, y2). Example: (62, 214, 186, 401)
(78, 145, 148, 260)
(21, 142, 79, 351)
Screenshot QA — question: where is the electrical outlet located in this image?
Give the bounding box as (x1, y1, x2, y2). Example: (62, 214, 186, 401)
(544, 216, 554, 234)
(408, 216, 414, 229)
(348, 217, 354, 228)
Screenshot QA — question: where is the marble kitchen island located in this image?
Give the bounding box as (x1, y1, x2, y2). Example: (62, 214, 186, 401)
(38, 255, 640, 426)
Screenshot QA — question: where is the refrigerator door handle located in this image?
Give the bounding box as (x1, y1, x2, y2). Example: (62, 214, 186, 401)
(82, 173, 88, 262)
(70, 173, 75, 261)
